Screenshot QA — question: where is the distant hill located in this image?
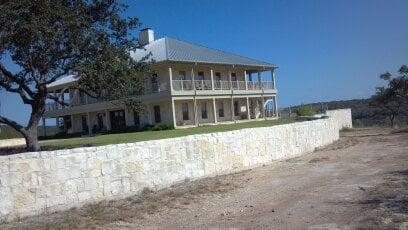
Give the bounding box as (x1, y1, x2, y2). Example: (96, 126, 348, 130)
(281, 99, 408, 127)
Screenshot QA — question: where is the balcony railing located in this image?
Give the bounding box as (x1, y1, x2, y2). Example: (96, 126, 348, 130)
(173, 80, 275, 91)
(46, 82, 169, 112)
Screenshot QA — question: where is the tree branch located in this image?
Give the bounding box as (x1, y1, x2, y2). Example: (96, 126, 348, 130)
(0, 62, 35, 97)
(46, 94, 69, 106)
(0, 115, 26, 135)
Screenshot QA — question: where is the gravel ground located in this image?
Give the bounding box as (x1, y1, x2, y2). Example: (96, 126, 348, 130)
(3, 128, 408, 230)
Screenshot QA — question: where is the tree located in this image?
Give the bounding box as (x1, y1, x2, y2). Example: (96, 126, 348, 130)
(0, 0, 149, 151)
(369, 65, 408, 127)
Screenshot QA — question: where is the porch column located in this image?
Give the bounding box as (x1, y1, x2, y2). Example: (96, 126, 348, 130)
(212, 98, 217, 123)
(228, 69, 232, 90)
(86, 112, 92, 135)
(168, 67, 174, 92)
(246, 97, 250, 120)
(124, 106, 130, 127)
(69, 114, 74, 133)
(261, 97, 266, 120)
(210, 69, 214, 90)
(193, 98, 198, 126)
(230, 97, 235, 122)
(244, 70, 248, 90)
(191, 67, 195, 90)
(258, 71, 262, 89)
(271, 69, 276, 89)
(105, 109, 111, 131)
(42, 118, 46, 136)
(274, 96, 278, 117)
(171, 98, 177, 128)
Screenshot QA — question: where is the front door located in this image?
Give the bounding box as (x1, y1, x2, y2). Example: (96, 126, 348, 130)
(110, 110, 126, 131)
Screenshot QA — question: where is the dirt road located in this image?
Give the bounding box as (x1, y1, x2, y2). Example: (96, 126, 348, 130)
(3, 128, 408, 229)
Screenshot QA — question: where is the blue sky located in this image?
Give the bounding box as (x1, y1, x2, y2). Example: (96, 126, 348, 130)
(1, 0, 407, 125)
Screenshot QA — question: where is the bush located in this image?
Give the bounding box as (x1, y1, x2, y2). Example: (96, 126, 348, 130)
(296, 106, 315, 117)
(151, 124, 174, 131)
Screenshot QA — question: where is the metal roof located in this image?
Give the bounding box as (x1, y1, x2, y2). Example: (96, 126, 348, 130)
(131, 37, 276, 68)
(47, 75, 77, 89)
(48, 37, 275, 88)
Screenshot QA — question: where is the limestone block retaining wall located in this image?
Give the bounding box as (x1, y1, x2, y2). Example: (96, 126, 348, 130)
(0, 109, 352, 221)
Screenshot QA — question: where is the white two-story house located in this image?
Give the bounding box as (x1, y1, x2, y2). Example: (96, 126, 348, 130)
(42, 29, 278, 135)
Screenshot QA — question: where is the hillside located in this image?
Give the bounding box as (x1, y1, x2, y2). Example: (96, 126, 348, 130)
(282, 99, 408, 126)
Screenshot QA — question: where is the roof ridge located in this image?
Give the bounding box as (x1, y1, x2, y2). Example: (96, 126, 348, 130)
(165, 37, 275, 67)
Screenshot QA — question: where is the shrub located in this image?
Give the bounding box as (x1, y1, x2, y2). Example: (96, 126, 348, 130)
(151, 124, 174, 131)
(296, 106, 315, 117)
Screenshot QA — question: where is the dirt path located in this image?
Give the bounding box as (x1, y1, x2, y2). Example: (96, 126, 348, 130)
(3, 128, 408, 229)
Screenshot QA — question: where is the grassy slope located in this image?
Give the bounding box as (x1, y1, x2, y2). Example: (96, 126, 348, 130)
(41, 118, 296, 150)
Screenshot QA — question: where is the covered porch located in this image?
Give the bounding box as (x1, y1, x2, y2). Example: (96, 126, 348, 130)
(171, 96, 278, 128)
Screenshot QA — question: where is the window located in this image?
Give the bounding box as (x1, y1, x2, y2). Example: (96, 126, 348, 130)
(134, 111, 140, 128)
(110, 110, 126, 130)
(234, 101, 239, 116)
(178, 71, 186, 80)
(151, 74, 159, 92)
(215, 72, 221, 81)
(197, 71, 204, 80)
(231, 73, 237, 81)
(182, 103, 189, 120)
(201, 102, 208, 119)
(218, 101, 224, 118)
(153, 105, 161, 123)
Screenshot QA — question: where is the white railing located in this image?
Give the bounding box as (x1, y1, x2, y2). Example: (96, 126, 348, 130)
(247, 81, 261, 90)
(172, 80, 194, 91)
(231, 81, 247, 90)
(45, 82, 169, 112)
(213, 80, 230, 90)
(171, 80, 275, 91)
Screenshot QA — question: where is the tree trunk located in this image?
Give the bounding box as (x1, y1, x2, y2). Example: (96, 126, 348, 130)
(23, 124, 40, 151)
(389, 114, 395, 128)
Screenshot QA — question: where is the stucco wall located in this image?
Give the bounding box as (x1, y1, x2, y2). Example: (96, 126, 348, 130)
(0, 109, 352, 221)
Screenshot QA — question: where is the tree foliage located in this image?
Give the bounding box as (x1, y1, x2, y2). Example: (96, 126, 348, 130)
(369, 65, 408, 127)
(0, 0, 148, 151)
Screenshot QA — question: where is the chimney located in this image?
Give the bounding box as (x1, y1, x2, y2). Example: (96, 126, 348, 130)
(139, 28, 154, 47)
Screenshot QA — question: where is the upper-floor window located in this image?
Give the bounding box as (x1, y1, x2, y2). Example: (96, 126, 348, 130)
(151, 74, 159, 92)
(178, 71, 186, 80)
(215, 72, 221, 81)
(197, 71, 204, 80)
(231, 73, 237, 81)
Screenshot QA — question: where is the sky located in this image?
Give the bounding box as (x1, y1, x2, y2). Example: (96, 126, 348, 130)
(1, 0, 407, 125)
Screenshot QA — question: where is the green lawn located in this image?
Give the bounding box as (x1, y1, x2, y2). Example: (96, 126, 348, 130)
(0, 129, 23, 140)
(41, 118, 296, 150)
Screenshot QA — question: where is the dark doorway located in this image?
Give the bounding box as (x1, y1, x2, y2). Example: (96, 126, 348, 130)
(134, 111, 140, 128)
(110, 110, 126, 131)
(153, 105, 161, 123)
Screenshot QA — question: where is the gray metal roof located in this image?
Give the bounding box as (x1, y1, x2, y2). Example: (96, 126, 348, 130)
(131, 37, 276, 68)
(48, 37, 275, 88)
(47, 75, 77, 89)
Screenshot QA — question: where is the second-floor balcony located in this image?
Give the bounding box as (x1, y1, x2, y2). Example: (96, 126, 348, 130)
(172, 80, 275, 91)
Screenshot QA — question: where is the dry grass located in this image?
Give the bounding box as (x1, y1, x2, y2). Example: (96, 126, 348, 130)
(1, 170, 250, 230)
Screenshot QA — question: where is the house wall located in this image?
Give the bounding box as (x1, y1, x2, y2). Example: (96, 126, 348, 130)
(0, 109, 352, 221)
(170, 63, 247, 82)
